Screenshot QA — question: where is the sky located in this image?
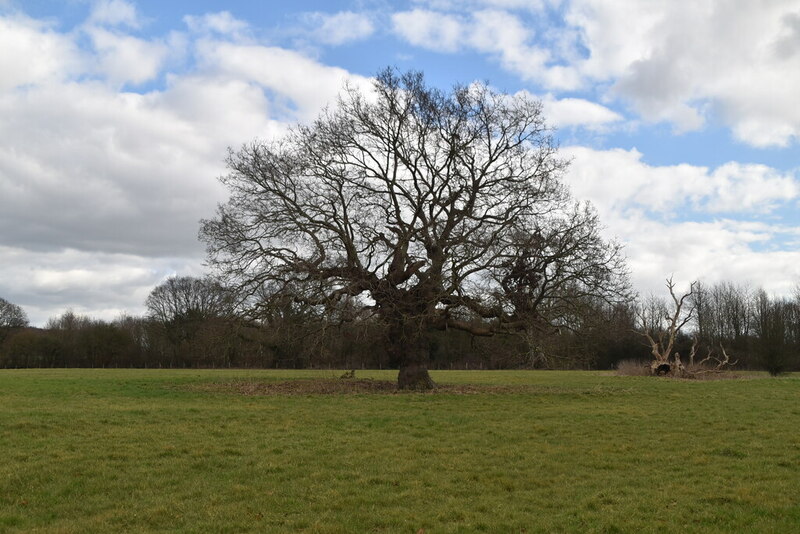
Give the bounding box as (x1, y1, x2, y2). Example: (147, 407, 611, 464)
(1, 0, 799, 326)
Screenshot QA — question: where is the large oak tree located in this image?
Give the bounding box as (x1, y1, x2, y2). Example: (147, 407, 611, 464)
(200, 69, 628, 389)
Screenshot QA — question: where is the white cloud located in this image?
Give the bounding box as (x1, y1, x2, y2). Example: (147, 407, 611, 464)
(158, 74, 285, 141)
(412, 0, 550, 10)
(563, 146, 799, 217)
(563, 0, 661, 81)
(195, 40, 372, 122)
(480, 0, 548, 8)
(0, 10, 370, 254)
(307, 11, 375, 45)
(392, 7, 580, 90)
(566, 0, 800, 145)
(0, 35, 362, 258)
(0, 245, 206, 325)
(0, 81, 228, 256)
(395, 1, 800, 146)
(470, 9, 554, 82)
(89, 0, 141, 28)
(615, 216, 800, 299)
(706, 163, 799, 213)
(562, 146, 800, 296)
(184, 11, 250, 38)
(539, 94, 622, 128)
(0, 14, 83, 90)
(0, 9, 375, 323)
(392, 8, 580, 89)
(392, 9, 464, 52)
(510, 89, 622, 129)
(87, 27, 169, 85)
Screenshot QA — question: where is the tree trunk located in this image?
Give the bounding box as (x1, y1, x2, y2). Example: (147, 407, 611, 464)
(398, 360, 436, 390)
(386, 318, 436, 390)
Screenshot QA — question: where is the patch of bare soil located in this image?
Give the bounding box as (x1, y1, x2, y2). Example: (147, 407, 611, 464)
(188, 378, 531, 396)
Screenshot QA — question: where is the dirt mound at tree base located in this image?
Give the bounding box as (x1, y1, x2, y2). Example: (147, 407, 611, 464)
(188, 378, 528, 396)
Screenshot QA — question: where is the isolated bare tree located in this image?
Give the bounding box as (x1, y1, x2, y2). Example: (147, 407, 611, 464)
(200, 69, 628, 389)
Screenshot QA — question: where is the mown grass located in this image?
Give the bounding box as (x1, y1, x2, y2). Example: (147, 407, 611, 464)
(1, 369, 799, 533)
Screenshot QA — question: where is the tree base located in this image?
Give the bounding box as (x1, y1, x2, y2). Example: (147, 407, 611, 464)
(397, 364, 436, 390)
(652, 363, 671, 376)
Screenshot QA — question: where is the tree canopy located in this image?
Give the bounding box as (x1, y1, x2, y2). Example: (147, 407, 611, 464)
(145, 276, 234, 324)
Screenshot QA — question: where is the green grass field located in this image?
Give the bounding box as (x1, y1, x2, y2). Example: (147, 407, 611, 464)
(1, 369, 799, 533)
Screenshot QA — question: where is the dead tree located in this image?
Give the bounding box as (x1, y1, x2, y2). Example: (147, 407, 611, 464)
(639, 278, 737, 377)
(688, 340, 738, 374)
(639, 277, 696, 376)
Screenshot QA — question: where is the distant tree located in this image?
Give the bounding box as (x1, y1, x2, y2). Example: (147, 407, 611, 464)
(752, 289, 792, 376)
(114, 314, 152, 366)
(0, 297, 28, 329)
(145, 276, 234, 324)
(0, 329, 62, 368)
(46, 310, 96, 367)
(46, 309, 91, 331)
(713, 281, 752, 344)
(145, 276, 235, 367)
(200, 68, 628, 389)
(691, 281, 710, 343)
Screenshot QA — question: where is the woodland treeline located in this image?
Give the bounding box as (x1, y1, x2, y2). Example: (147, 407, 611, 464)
(0, 278, 797, 372)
